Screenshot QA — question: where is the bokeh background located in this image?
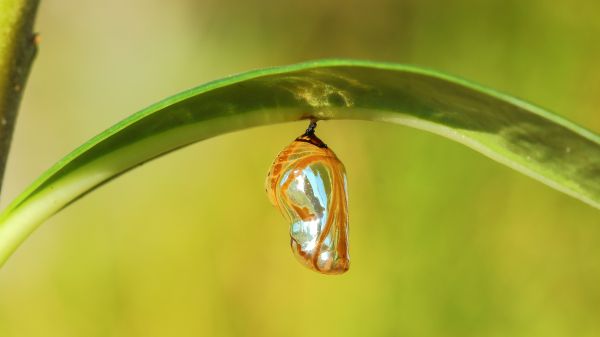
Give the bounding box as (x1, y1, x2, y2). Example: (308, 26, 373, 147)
(1, 0, 600, 336)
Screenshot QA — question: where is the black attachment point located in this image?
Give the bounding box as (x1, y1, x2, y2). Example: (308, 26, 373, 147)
(304, 119, 318, 135)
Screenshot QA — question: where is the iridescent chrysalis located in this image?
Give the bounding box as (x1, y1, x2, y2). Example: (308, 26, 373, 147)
(266, 121, 349, 274)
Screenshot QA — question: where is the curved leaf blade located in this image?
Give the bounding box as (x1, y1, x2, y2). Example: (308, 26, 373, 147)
(1, 59, 599, 266)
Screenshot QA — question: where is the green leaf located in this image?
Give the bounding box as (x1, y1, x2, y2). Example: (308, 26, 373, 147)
(1, 59, 599, 266)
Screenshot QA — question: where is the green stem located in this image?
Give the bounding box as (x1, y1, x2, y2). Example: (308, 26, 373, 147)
(0, 0, 40, 196)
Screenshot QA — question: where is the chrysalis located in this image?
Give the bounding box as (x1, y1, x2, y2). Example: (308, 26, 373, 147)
(266, 122, 349, 274)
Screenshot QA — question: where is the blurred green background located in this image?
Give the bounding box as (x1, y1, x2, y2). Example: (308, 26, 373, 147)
(1, 0, 600, 336)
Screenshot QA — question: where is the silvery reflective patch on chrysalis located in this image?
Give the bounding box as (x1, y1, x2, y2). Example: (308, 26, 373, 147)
(266, 129, 349, 274)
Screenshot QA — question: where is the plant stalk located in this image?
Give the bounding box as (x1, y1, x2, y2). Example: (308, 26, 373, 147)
(0, 0, 40, 197)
